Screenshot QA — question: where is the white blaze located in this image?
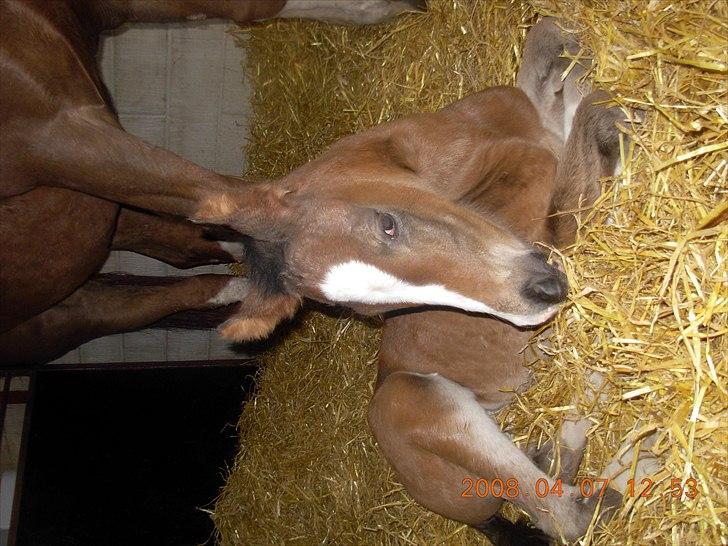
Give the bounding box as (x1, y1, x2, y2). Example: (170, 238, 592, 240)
(319, 260, 559, 327)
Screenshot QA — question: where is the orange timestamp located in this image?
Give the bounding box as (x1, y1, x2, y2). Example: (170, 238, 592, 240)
(461, 477, 607, 499)
(460, 477, 700, 499)
(627, 477, 700, 499)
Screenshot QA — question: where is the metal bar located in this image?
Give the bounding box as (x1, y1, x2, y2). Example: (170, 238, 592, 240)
(0, 371, 11, 445)
(7, 371, 36, 546)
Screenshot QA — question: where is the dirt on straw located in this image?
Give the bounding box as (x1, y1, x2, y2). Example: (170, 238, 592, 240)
(213, 1, 727, 544)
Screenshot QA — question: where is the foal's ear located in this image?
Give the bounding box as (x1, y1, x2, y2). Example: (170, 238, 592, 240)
(517, 17, 591, 144)
(192, 181, 294, 242)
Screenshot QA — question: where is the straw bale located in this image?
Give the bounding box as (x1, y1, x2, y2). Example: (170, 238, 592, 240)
(214, 1, 727, 544)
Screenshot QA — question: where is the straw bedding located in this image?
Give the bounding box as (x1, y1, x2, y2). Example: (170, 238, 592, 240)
(213, 1, 727, 544)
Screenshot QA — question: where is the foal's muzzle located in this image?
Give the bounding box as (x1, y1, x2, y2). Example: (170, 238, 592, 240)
(520, 252, 568, 305)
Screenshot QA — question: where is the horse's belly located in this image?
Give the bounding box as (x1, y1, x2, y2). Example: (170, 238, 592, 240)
(0, 187, 118, 331)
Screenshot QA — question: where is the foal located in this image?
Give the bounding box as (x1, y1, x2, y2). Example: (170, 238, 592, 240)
(368, 19, 647, 544)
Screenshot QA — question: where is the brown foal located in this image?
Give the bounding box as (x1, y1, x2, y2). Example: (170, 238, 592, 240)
(367, 19, 655, 544)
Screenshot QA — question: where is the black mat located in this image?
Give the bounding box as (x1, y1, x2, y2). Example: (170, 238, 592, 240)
(15, 363, 256, 546)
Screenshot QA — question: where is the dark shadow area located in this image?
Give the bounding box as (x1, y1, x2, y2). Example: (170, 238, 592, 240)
(15, 363, 256, 546)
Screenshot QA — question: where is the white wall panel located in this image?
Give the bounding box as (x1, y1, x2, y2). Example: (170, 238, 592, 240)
(78, 334, 124, 364)
(111, 27, 168, 115)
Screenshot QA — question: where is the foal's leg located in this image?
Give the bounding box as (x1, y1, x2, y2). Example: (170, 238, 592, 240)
(602, 429, 661, 495)
(530, 372, 607, 482)
(0, 274, 249, 365)
(550, 90, 628, 247)
(529, 368, 660, 522)
(369, 372, 622, 543)
(518, 19, 628, 247)
(112, 207, 244, 269)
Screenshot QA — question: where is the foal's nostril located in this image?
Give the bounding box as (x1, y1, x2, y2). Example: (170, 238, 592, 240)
(522, 268, 568, 304)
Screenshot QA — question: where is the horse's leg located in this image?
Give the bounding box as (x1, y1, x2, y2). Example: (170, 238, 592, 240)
(369, 372, 622, 543)
(111, 207, 244, 269)
(0, 188, 118, 332)
(274, 0, 427, 25)
(35, 115, 269, 229)
(96, 0, 424, 26)
(530, 372, 607, 483)
(530, 369, 660, 503)
(0, 273, 251, 365)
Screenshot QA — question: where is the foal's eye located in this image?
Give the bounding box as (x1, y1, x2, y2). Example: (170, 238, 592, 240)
(379, 213, 398, 239)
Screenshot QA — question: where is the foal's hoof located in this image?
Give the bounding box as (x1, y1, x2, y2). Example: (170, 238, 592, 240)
(403, 0, 428, 12)
(552, 486, 623, 542)
(475, 515, 550, 546)
(577, 486, 623, 526)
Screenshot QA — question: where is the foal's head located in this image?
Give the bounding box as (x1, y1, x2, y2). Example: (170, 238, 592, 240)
(278, 178, 565, 325)
(196, 137, 567, 336)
